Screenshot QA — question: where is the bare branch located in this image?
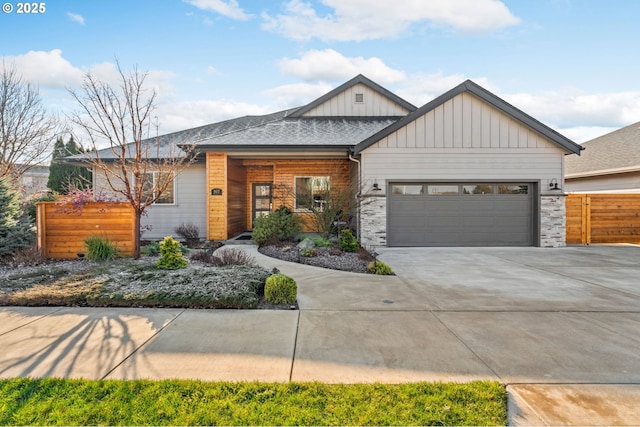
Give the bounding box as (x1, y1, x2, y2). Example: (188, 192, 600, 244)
(67, 62, 198, 258)
(0, 62, 59, 180)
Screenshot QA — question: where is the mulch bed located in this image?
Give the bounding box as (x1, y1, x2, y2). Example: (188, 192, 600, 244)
(258, 243, 375, 274)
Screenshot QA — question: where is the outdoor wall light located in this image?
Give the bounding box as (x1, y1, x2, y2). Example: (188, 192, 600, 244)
(372, 181, 382, 191)
(549, 178, 561, 190)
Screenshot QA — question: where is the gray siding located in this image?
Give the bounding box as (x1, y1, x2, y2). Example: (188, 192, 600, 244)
(303, 83, 411, 117)
(360, 92, 566, 192)
(566, 172, 640, 194)
(93, 164, 207, 241)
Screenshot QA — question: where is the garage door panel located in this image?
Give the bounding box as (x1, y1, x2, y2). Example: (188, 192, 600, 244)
(388, 182, 534, 246)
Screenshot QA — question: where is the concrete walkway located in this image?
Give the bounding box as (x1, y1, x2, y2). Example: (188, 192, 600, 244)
(1, 244, 640, 425)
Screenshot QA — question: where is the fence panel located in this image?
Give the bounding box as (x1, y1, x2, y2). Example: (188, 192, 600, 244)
(36, 202, 135, 259)
(566, 194, 640, 244)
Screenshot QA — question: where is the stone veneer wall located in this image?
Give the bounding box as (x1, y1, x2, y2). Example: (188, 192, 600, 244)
(539, 194, 567, 248)
(360, 193, 567, 248)
(359, 194, 387, 248)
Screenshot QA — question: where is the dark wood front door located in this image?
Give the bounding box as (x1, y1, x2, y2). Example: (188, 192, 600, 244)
(252, 183, 272, 228)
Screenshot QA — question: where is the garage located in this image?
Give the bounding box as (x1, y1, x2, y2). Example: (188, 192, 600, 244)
(388, 182, 535, 246)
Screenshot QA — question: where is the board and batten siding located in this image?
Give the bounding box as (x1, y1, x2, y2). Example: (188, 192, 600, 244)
(302, 83, 410, 117)
(360, 92, 566, 187)
(93, 164, 207, 241)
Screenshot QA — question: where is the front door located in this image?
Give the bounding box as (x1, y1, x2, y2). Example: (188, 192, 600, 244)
(252, 183, 272, 228)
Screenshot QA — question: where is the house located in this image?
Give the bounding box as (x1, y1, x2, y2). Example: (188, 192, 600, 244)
(565, 121, 640, 193)
(73, 75, 583, 247)
(18, 164, 49, 197)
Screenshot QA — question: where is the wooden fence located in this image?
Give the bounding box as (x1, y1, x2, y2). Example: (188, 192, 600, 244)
(36, 202, 136, 259)
(566, 194, 640, 244)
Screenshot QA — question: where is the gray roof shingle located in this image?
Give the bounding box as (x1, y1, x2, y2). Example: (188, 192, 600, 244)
(566, 121, 640, 176)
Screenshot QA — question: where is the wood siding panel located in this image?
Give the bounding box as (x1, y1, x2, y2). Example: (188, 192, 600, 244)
(207, 152, 227, 240)
(303, 83, 410, 117)
(36, 202, 135, 259)
(566, 194, 640, 244)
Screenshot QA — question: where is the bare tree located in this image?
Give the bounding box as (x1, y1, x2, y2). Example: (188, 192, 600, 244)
(0, 63, 58, 180)
(68, 63, 197, 259)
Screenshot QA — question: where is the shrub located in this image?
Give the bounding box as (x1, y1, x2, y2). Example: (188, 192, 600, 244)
(2, 245, 46, 267)
(142, 240, 189, 256)
(174, 222, 200, 246)
(264, 273, 297, 304)
(338, 229, 359, 252)
(328, 246, 342, 256)
(252, 206, 301, 246)
(308, 236, 332, 247)
(84, 235, 118, 261)
(155, 236, 188, 270)
(192, 248, 255, 267)
(300, 248, 317, 257)
(0, 178, 35, 258)
(367, 260, 394, 275)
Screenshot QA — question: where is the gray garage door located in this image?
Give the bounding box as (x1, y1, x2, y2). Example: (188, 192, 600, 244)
(388, 183, 534, 246)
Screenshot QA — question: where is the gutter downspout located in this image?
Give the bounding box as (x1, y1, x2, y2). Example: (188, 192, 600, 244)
(348, 151, 361, 241)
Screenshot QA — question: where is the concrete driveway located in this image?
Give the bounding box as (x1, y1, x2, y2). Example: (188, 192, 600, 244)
(1, 244, 640, 425)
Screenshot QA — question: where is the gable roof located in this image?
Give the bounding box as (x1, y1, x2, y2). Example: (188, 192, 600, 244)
(353, 79, 583, 155)
(288, 74, 417, 117)
(566, 121, 640, 178)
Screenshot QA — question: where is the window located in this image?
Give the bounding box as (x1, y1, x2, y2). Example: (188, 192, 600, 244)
(295, 176, 330, 211)
(355, 93, 364, 103)
(498, 184, 528, 194)
(463, 184, 494, 195)
(427, 185, 459, 195)
(391, 184, 424, 195)
(141, 171, 175, 204)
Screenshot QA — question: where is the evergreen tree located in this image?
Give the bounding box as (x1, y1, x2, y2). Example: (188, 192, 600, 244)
(0, 177, 35, 257)
(47, 136, 92, 193)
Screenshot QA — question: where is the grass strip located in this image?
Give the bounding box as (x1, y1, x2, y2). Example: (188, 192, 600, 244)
(0, 379, 506, 426)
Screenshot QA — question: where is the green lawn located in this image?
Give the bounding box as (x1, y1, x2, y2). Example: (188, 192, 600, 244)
(0, 379, 507, 426)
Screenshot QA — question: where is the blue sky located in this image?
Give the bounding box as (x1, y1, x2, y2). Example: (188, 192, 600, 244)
(2, 0, 639, 143)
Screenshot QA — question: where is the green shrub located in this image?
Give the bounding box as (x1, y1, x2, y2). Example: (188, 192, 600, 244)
(300, 248, 317, 257)
(0, 178, 35, 258)
(308, 236, 332, 247)
(367, 260, 394, 275)
(338, 229, 359, 252)
(264, 273, 297, 304)
(143, 240, 189, 256)
(155, 236, 188, 270)
(252, 206, 301, 246)
(84, 235, 117, 261)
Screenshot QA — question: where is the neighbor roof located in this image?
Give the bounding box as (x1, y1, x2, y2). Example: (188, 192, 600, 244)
(353, 79, 584, 155)
(566, 121, 640, 177)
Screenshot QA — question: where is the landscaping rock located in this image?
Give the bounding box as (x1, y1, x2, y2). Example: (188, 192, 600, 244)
(297, 239, 316, 250)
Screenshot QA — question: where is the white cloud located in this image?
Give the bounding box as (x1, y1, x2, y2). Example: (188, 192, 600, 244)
(278, 49, 405, 83)
(262, 82, 334, 109)
(2, 49, 84, 87)
(504, 90, 640, 138)
(156, 100, 269, 133)
(262, 0, 520, 42)
(184, 0, 252, 20)
(66, 12, 85, 25)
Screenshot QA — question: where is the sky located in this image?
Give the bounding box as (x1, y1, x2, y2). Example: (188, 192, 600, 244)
(1, 0, 639, 146)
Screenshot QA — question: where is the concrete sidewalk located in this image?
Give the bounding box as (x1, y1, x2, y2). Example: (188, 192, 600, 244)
(1, 244, 639, 425)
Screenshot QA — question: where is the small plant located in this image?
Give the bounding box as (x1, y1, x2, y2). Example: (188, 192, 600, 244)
(141, 241, 160, 256)
(328, 246, 342, 256)
(367, 260, 394, 275)
(174, 222, 200, 246)
(339, 229, 359, 252)
(264, 273, 297, 304)
(192, 248, 255, 266)
(4, 245, 46, 267)
(300, 248, 318, 257)
(84, 235, 117, 261)
(155, 236, 188, 270)
(252, 206, 301, 246)
(308, 236, 332, 247)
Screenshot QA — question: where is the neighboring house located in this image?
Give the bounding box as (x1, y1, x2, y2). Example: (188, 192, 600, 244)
(19, 165, 50, 197)
(565, 121, 640, 193)
(67, 75, 583, 247)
